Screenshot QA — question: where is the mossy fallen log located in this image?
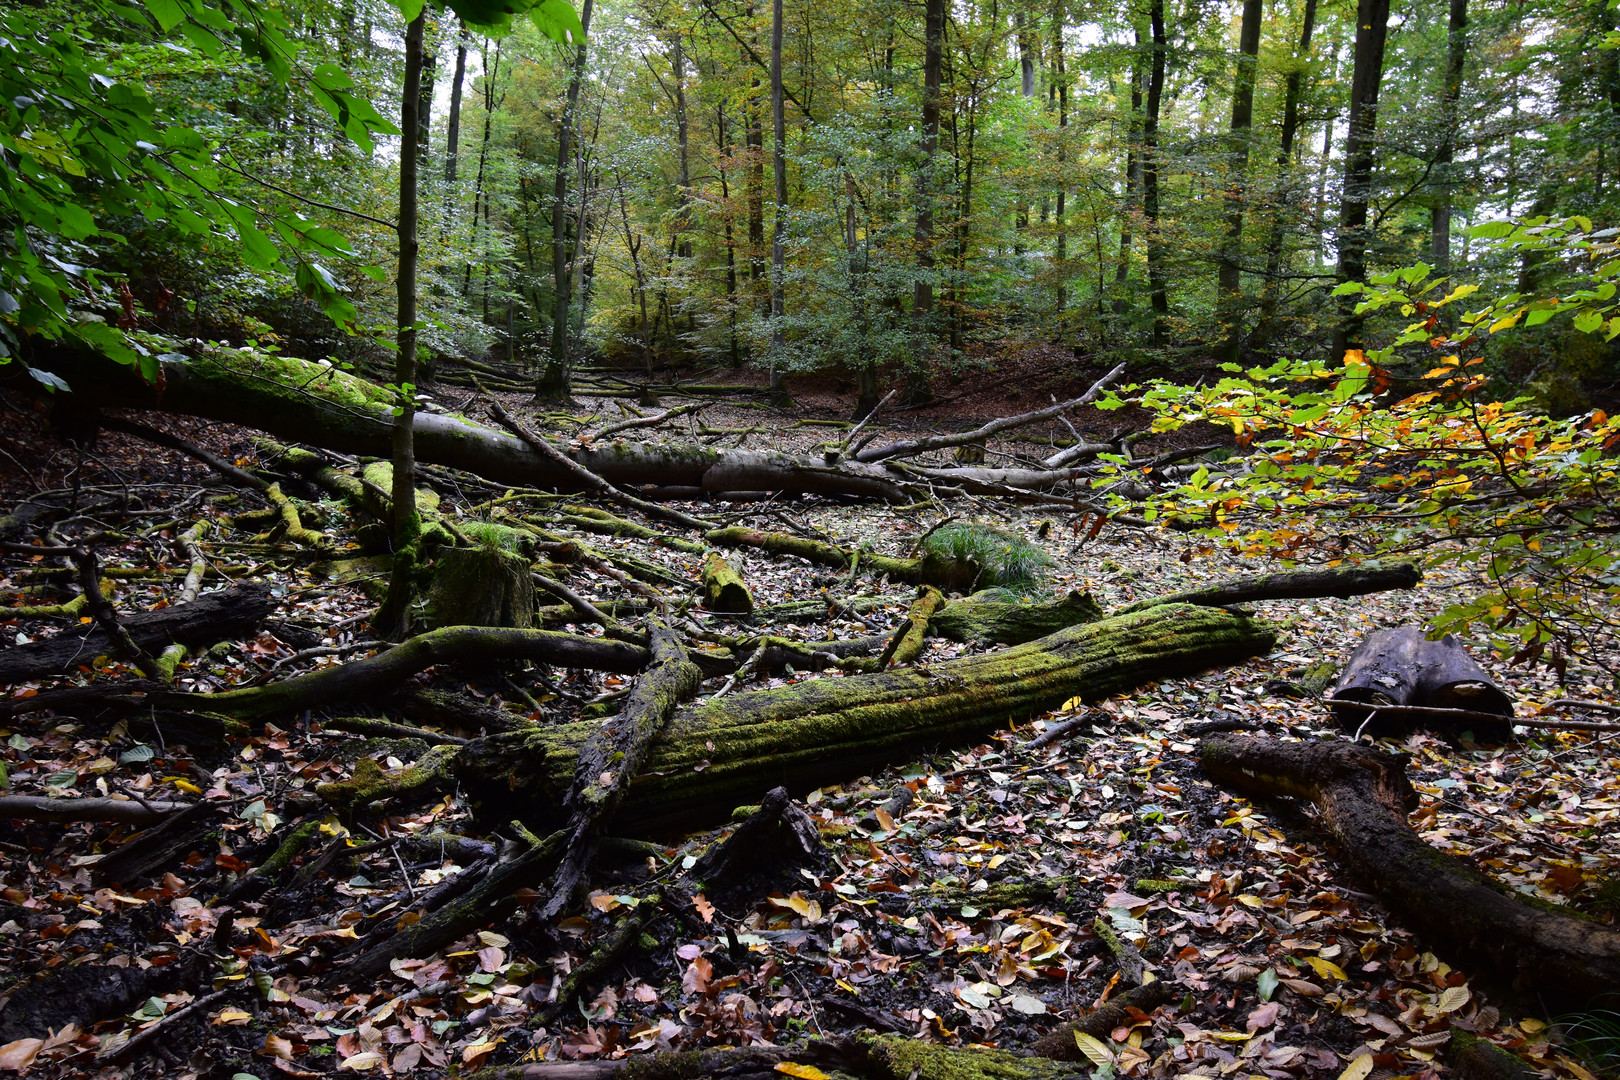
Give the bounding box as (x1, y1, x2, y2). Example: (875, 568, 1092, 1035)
(705, 526, 981, 592)
(931, 588, 1104, 646)
(700, 551, 753, 612)
(458, 603, 1274, 834)
(1116, 561, 1421, 614)
(1198, 735, 1620, 1013)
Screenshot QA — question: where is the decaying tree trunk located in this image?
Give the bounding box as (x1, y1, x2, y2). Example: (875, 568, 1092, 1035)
(424, 546, 537, 630)
(1329, 625, 1513, 738)
(30, 348, 1122, 504)
(1198, 735, 1620, 1013)
(706, 526, 983, 591)
(0, 582, 273, 683)
(701, 550, 754, 612)
(456, 603, 1274, 833)
(931, 589, 1103, 646)
(1116, 561, 1420, 614)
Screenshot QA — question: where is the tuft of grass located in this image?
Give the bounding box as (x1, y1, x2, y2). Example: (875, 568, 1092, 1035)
(462, 521, 527, 553)
(917, 522, 1052, 596)
(1560, 998, 1620, 1078)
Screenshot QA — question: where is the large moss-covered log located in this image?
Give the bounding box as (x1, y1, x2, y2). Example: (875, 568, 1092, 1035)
(931, 589, 1104, 646)
(458, 603, 1274, 834)
(1198, 736, 1620, 1013)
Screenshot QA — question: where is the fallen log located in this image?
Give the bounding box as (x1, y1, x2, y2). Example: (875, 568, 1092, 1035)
(705, 526, 982, 592)
(931, 589, 1104, 646)
(701, 551, 753, 612)
(1115, 561, 1421, 614)
(1197, 735, 1620, 1013)
(1329, 625, 1513, 739)
(0, 581, 273, 684)
(0, 795, 191, 824)
(457, 603, 1274, 834)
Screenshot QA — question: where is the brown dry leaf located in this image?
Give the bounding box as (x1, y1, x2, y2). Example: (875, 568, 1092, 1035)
(0, 1039, 43, 1073)
(693, 894, 715, 923)
(264, 1033, 296, 1060)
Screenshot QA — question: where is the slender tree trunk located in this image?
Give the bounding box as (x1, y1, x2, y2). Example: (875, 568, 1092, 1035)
(1332, 0, 1392, 356)
(1113, 35, 1142, 316)
(912, 0, 945, 379)
(378, 11, 427, 640)
(1430, 0, 1468, 274)
(1253, 0, 1317, 346)
(848, 172, 878, 418)
(1053, 0, 1067, 317)
(462, 40, 499, 299)
(768, 0, 791, 404)
(1014, 8, 1036, 254)
(1216, 0, 1263, 363)
(539, 0, 596, 399)
(671, 34, 693, 260)
(717, 103, 742, 366)
(444, 25, 469, 185)
(1142, 0, 1170, 345)
(746, 66, 768, 311)
(417, 23, 437, 166)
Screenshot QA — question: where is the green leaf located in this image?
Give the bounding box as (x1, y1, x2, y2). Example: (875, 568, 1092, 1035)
(141, 0, 186, 32)
(1573, 310, 1604, 334)
(1330, 282, 1365, 296)
(1468, 220, 1518, 239)
(1257, 966, 1279, 1002)
(533, 0, 585, 43)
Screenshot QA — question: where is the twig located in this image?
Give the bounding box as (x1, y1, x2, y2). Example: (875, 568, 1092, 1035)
(1329, 698, 1620, 734)
(587, 402, 708, 440)
(837, 389, 898, 455)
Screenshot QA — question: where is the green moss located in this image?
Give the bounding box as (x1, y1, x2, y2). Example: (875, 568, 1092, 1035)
(916, 523, 1052, 596)
(864, 1034, 1088, 1079)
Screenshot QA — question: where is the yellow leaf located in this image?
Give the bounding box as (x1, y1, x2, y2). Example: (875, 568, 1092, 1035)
(1236, 894, 1263, 908)
(1436, 986, 1471, 1013)
(875, 807, 896, 833)
(1557, 1055, 1599, 1080)
(1306, 957, 1349, 981)
(1424, 367, 1454, 379)
(776, 1066, 832, 1080)
(213, 1009, 252, 1025)
(1337, 1053, 1375, 1080)
(1520, 1018, 1547, 1034)
(1488, 310, 1522, 333)
(338, 1051, 384, 1071)
(1072, 1032, 1115, 1069)
(166, 777, 202, 795)
(835, 979, 859, 995)
(1211, 1032, 1251, 1043)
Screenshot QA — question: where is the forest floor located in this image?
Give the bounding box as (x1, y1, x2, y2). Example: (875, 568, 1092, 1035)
(0, 366, 1617, 1080)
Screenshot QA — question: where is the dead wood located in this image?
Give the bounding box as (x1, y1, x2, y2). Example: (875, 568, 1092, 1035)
(99, 415, 269, 491)
(1197, 735, 1620, 1013)
(852, 362, 1124, 463)
(540, 615, 699, 920)
(701, 550, 753, 612)
(0, 795, 191, 824)
(931, 589, 1104, 646)
(706, 526, 982, 592)
(689, 786, 827, 909)
(1116, 561, 1421, 614)
(0, 580, 272, 684)
(457, 603, 1274, 834)
(1329, 625, 1514, 738)
(1025, 980, 1178, 1060)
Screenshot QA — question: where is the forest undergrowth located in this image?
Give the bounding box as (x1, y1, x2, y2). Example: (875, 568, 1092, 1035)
(0, 381, 1616, 1080)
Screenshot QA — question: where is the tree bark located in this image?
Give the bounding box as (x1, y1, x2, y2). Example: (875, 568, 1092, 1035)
(1216, 0, 1263, 362)
(1252, 0, 1317, 346)
(767, 0, 790, 403)
(1198, 736, 1620, 1013)
(1114, 561, 1420, 614)
(0, 582, 273, 684)
(1430, 0, 1468, 275)
(443, 23, 468, 185)
(1332, 0, 1392, 355)
(376, 9, 427, 640)
(913, 0, 945, 352)
(458, 603, 1274, 833)
(1142, 0, 1170, 345)
(540, 0, 596, 399)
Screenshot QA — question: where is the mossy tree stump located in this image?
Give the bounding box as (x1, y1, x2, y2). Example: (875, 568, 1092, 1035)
(425, 546, 536, 630)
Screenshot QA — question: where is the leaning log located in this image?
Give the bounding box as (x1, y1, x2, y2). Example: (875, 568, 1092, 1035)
(1116, 561, 1421, 614)
(0, 581, 273, 683)
(457, 603, 1275, 834)
(1198, 735, 1620, 1013)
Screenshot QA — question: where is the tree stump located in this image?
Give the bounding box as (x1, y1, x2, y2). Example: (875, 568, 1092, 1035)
(1329, 625, 1513, 740)
(424, 546, 535, 630)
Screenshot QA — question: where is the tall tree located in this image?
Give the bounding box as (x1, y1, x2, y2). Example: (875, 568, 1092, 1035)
(1215, 0, 1262, 362)
(1333, 0, 1392, 355)
(768, 0, 790, 402)
(1112, 29, 1143, 317)
(1141, 0, 1170, 345)
(377, 10, 429, 639)
(1253, 0, 1317, 345)
(1052, 0, 1068, 317)
(539, 0, 598, 398)
(444, 23, 469, 184)
(1430, 0, 1467, 274)
(913, 0, 945, 356)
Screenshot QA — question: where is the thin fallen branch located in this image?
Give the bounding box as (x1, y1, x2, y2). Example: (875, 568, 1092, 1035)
(1116, 561, 1421, 614)
(1328, 699, 1620, 734)
(853, 362, 1125, 464)
(0, 795, 192, 824)
(99, 415, 269, 492)
(586, 402, 708, 440)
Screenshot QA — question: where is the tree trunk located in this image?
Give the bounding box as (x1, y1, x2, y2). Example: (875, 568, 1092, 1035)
(1052, 0, 1068, 316)
(376, 9, 427, 640)
(1430, 0, 1468, 274)
(1112, 35, 1142, 316)
(913, 0, 944, 352)
(1142, 0, 1170, 345)
(540, 0, 596, 400)
(1216, 0, 1263, 362)
(459, 603, 1275, 833)
(1252, 0, 1317, 346)
(1199, 736, 1620, 1014)
(1332, 0, 1392, 356)
(1328, 624, 1513, 737)
(443, 23, 468, 185)
(768, 0, 790, 404)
